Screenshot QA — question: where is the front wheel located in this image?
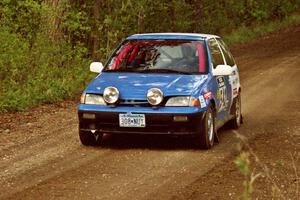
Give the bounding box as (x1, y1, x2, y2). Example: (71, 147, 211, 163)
(195, 105, 216, 149)
(79, 130, 103, 146)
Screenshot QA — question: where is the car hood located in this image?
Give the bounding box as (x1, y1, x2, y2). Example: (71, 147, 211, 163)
(85, 72, 208, 100)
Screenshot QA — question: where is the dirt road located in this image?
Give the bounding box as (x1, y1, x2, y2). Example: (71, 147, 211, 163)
(1, 26, 299, 200)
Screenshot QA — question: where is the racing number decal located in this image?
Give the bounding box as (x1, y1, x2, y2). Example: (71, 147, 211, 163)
(217, 77, 228, 112)
(217, 76, 225, 87)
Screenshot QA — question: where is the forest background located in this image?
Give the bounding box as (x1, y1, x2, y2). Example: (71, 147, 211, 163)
(0, 0, 299, 112)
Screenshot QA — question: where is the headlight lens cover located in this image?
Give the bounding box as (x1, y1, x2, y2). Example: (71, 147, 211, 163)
(165, 96, 199, 107)
(103, 87, 119, 104)
(147, 88, 163, 106)
(84, 94, 106, 105)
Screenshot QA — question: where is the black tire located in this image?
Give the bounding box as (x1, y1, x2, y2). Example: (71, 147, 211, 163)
(229, 93, 242, 129)
(79, 130, 103, 146)
(195, 105, 216, 149)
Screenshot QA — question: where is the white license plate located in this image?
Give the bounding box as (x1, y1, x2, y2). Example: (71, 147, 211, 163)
(119, 114, 146, 127)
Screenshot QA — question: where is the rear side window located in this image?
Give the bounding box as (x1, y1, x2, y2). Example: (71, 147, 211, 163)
(208, 39, 224, 68)
(217, 39, 235, 66)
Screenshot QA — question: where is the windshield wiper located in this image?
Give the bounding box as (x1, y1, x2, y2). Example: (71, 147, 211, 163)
(141, 68, 192, 75)
(103, 68, 193, 74)
(103, 68, 140, 72)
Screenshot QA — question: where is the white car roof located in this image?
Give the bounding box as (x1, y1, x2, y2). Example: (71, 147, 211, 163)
(127, 33, 220, 40)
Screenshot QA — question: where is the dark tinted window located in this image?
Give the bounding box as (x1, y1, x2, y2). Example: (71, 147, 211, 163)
(217, 39, 235, 66)
(208, 39, 224, 68)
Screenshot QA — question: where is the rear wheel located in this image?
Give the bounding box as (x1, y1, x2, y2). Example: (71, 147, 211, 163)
(79, 130, 103, 146)
(229, 93, 242, 129)
(195, 105, 215, 149)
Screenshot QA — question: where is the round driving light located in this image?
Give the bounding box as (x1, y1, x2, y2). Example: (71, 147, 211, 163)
(147, 88, 163, 106)
(103, 87, 119, 104)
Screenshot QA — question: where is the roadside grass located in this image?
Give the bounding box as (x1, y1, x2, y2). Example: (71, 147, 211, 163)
(234, 152, 261, 200)
(224, 14, 300, 46)
(234, 132, 299, 199)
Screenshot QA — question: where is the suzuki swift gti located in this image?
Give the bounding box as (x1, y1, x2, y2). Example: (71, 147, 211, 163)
(78, 33, 242, 149)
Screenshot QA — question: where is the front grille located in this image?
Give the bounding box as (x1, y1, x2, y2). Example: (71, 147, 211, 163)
(117, 97, 172, 107)
(118, 99, 150, 107)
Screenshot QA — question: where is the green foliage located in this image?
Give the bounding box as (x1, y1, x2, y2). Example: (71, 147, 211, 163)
(234, 152, 261, 200)
(0, 0, 299, 112)
(223, 14, 300, 46)
(0, 0, 90, 112)
(0, 0, 46, 46)
(0, 29, 90, 111)
(235, 152, 250, 176)
(60, 1, 91, 48)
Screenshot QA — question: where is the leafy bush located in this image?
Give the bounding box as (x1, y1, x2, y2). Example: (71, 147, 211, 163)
(0, 0, 90, 112)
(0, 28, 90, 111)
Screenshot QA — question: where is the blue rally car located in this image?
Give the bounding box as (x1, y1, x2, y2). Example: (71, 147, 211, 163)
(78, 33, 242, 149)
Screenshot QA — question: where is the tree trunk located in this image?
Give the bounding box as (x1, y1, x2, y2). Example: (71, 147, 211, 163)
(91, 0, 103, 60)
(44, 0, 65, 40)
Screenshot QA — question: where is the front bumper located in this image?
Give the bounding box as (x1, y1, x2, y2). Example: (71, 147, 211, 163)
(78, 104, 206, 135)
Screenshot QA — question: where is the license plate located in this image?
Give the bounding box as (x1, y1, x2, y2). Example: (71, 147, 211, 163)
(119, 113, 146, 127)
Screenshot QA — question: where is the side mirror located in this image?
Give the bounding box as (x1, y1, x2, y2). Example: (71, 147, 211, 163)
(212, 64, 233, 76)
(90, 62, 104, 73)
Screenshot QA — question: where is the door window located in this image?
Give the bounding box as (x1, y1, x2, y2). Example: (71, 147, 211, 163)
(208, 39, 224, 68)
(217, 39, 235, 66)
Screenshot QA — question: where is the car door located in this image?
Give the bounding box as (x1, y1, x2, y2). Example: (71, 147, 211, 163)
(208, 38, 232, 121)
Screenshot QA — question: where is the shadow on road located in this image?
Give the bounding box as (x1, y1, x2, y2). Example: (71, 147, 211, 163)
(96, 125, 233, 150)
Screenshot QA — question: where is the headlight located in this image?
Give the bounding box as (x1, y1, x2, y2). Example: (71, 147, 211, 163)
(84, 94, 106, 105)
(103, 87, 119, 104)
(165, 96, 199, 107)
(147, 88, 163, 106)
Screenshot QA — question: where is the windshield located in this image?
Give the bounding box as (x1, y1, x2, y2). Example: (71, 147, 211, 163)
(105, 40, 208, 74)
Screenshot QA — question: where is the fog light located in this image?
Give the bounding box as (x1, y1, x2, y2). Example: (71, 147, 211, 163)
(173, 116, 188, 122)
(147, 88, 163, 106)
(103, 87, 119, 104)
(83, 113, 96, 119)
